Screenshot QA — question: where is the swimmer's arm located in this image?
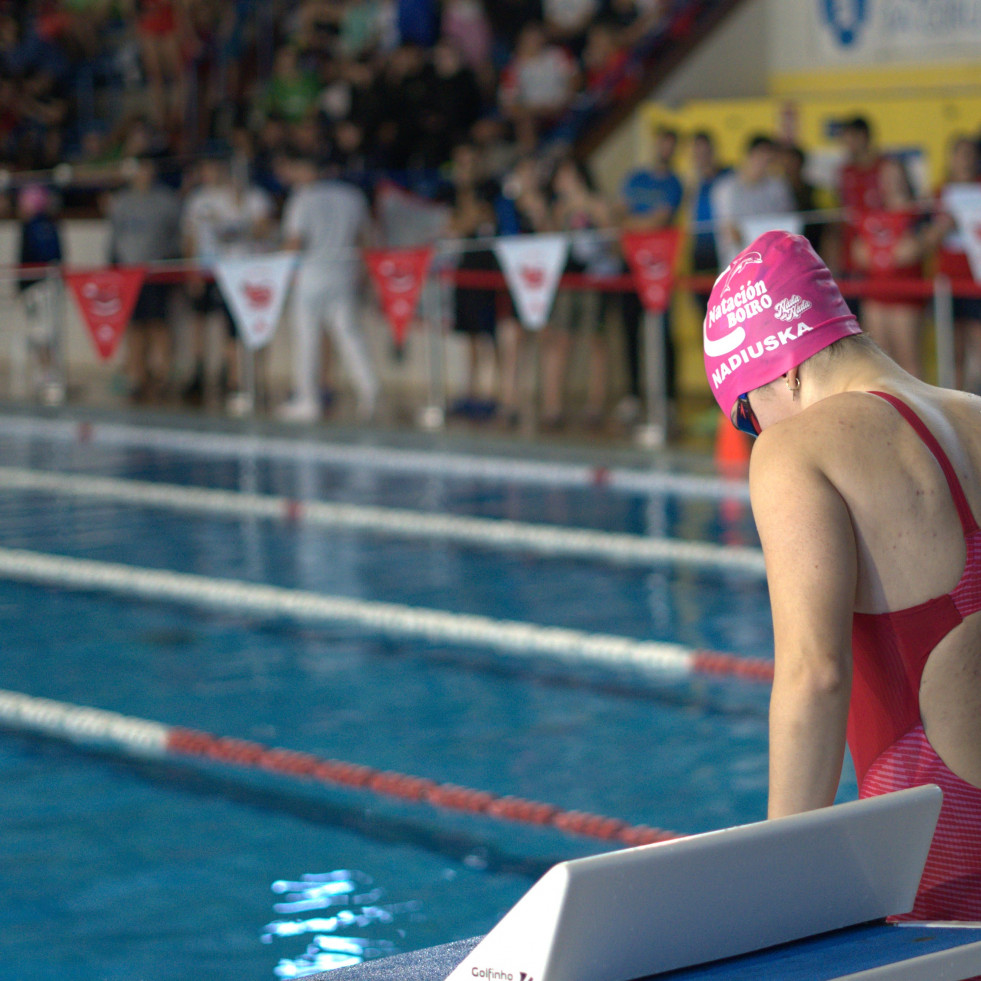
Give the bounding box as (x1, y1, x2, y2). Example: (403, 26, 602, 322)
(750, 431, 856, 819)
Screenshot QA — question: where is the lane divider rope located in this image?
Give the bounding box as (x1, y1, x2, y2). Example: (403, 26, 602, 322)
(0, 547, 774, 682)
(0, 688, 682, 845)
(0, 415, 751, 502)
(0, 467, 766, 575)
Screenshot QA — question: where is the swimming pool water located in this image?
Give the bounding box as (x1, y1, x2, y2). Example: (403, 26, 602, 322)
(0, 420, 856, 981)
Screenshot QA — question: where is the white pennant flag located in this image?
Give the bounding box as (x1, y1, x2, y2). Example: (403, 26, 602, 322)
(942, 183, 981, 283)
(493, 233, 569, 330)
(213, 253, 297, 350)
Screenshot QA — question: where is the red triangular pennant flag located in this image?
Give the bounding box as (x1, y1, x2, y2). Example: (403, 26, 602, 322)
(856, 211, 912, 272)
(364, 246, 433, 346)
(65, 267, 146, 360)
(621, 229, 681, 313)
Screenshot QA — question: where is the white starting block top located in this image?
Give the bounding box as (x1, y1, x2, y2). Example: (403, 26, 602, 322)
(443, 785, 979, 981)
(324, 786, 981, 981)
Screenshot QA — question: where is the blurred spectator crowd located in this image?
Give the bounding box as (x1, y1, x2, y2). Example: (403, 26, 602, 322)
(2, 1, 981, 438)
(0, 0, 671, 179)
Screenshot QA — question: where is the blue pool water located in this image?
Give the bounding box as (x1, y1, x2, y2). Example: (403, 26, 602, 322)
(0, 418, 857, 981)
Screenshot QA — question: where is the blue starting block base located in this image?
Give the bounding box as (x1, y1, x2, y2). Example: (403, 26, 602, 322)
(322, 922, 981, 981)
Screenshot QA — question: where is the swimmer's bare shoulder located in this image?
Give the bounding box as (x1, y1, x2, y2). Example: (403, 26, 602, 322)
(749, 390, 888, 493)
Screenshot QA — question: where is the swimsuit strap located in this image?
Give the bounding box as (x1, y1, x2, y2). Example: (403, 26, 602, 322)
(869, 390, 979, 534)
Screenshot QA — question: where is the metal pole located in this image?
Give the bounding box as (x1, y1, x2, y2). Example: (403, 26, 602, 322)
(417, 270, 445, 430)
(46, 266, 67, 405)
(634, 308, 667, 448)
(933, 275, 955, 390)
(9, 277, 28, 401)
(239, 341, 256, 417)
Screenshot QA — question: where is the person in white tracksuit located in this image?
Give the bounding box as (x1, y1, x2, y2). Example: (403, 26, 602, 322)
(278, 152, 379, 422)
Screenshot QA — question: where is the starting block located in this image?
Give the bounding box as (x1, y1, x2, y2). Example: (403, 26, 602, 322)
(324, 786, 981, 981)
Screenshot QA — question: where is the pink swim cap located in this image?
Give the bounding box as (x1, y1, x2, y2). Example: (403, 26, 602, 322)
(703, 230, 860, 419)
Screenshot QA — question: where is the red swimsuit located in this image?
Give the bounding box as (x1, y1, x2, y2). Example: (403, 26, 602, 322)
(849, 391, 981, 920)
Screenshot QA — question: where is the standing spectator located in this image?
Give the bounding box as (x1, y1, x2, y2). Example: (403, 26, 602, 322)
(711, 133, 795, 267)
(16, 183, 64, 404)
(542, 0, 599, 56)
(685, 130, 729, 321)
(542, 155, 616, 429)
(852, 155, 928, 378)
(485, 0, 543, 65)
(294, 0, 345, 58)
(364, 42, 433, 169)
(445, 142, 501, 420)
(605, 0, 665, 45)
(398, 0, 440, 46)
(181, 147, 274, 411)
(926, 135, 981, 392)
(256, 45, 321, 126)
(339, 0, 385, 59)
(277, 150, 379, 423)
(581, 21, 638, 103)
(469, 115, 520, 183)
(779, 142, 823, 255)
(129, 0, 188, 134)
(616, 125, 683, 426)
(106, 153, 182, 401)
(440, 0, 493, 88)
(837, 115, 885, 216)
(834, 115, 885, 304)
(498, 22, 578, 151)
(415, 39, 484, 169)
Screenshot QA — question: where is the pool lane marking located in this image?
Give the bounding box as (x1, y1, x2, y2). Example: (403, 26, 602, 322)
(0, 467, 765, 575)
(0, 547, 774, 683)
(0, 687, 682, 845)
(0, 415, 751, 502)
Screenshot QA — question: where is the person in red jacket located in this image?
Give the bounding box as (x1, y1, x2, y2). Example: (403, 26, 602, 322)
(851, 155, 928, 378)
(834, 115, 884, 294)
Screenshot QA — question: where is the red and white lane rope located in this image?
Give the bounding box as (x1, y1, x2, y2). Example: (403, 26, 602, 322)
(0, 467, 765, 576)
(0, 415, 752, 503)
(0, 547, 774, 683)
(0, 688, 681, 846)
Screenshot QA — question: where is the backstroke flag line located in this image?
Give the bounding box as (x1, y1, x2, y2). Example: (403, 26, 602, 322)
(493, 233, 569, 330)
(65, 266, 145, 361)
(213, 253, 296, 350)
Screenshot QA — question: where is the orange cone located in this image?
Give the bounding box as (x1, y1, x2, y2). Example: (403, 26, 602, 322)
(714, 412, 752, 476)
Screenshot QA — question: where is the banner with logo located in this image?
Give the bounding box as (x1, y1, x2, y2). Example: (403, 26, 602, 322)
(64, 266, 145, 360)
(492, 233, 569, 330)
(620, 228, 681, 313)
(364, 246, 434, 347)
(213, 253, 296, 350)
(816, 0, 981, 58)
(942, 183, 981, 283)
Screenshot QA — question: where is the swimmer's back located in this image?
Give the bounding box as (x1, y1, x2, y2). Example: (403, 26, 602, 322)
(755, 380, 981, 787)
